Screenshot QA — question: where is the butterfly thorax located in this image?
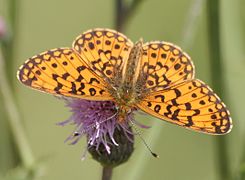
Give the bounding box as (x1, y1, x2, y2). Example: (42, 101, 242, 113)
(112, 39, 144, 122)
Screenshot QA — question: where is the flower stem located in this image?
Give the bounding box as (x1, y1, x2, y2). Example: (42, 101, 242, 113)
(0, 48, 35, 169)
(115, 0, 144, 31)
(206, 0, 232, 180)
(1, 0, 19, 87)
(181, 0, 204, 50)
(102, 166, 113, 180)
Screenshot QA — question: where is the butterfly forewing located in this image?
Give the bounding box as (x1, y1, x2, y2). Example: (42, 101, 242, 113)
(72, 28, 134, 85)
(137, 79, 232, 134)
(17, 48, 113, 100)
(139, 42, 194, 92)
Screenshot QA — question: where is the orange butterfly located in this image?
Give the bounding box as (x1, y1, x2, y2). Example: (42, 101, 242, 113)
(17, 28, 232, 134)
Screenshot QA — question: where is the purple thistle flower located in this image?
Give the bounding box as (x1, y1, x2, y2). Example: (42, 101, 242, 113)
(58, 98, 140, 162)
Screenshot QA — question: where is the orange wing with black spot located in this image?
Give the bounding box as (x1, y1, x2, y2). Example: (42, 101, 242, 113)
(17, 48, 113, 100)
(17, 28, 133, 100)
(138, 41, 194, 92)
(72, 28, 133, 85)
(137, 79, 232, 134)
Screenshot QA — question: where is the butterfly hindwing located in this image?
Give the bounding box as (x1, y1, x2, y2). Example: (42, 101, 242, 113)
(137, 79, 232, 134)
(17, 48, 113, 100)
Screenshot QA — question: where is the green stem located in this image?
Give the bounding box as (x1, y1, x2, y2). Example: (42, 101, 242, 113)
(102, 166, 113, 180)
(206, 0, 231, 180)
(1, 0, 18, 87)
(115, 0, 125, 31)
(181, 0, 204, 49)
(0, 48, 35, 169)
(115, 0, 144, 31)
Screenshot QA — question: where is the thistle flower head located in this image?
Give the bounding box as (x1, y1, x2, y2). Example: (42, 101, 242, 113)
(58, 98, 138, 166)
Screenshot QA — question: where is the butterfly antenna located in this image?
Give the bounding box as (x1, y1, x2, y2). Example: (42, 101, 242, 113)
(129, 119, 159, 158)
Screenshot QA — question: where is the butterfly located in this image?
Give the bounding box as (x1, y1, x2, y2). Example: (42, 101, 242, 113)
(17, 28, 232, 134)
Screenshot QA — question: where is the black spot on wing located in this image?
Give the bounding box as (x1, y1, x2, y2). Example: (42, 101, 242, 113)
(193, 109, 200, 116)
(62, 72, 70, 80)
(185, 102, 192, 110)
(69, 82, 77, 93)
(185, 116, 194, 127)
(88, 42, 95, 50)
(172, 109, 180, 120)
(89, 78, 100, 84)
(77, 66, 86, 73)
(154, 105, 161, 113)
(54, 83, 63, 92)
(155, 95, 165, 102)
(89, 88, 96, 96)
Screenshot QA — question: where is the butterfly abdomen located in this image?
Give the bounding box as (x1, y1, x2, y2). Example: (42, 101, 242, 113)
(112, 39, 144, 112)
(122, 39, 143, 89)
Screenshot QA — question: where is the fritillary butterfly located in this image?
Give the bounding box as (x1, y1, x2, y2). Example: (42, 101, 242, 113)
(17, 28, 232, 134)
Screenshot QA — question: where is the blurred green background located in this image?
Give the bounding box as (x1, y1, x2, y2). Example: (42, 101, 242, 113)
(0, 0, 244, 180)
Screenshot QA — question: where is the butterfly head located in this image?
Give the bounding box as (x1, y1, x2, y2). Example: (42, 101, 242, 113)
(117, 105, 132, 123)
